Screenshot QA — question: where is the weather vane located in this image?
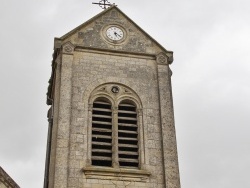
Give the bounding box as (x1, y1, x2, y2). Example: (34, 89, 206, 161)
(92, 0, 114, 9)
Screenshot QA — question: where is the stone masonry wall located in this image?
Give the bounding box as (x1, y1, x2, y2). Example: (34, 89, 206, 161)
(65, 50, 166, 188)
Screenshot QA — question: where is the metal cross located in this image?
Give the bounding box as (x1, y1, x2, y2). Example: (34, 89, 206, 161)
(92, 0, 113, 9)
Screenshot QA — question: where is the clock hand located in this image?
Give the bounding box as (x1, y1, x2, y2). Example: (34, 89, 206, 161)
(114, 32, 122, 37)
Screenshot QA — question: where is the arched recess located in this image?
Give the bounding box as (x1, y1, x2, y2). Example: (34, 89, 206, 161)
(87, 83, 145, 169)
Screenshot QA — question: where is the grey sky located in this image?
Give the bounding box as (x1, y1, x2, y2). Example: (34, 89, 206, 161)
(0, 0, 249, 187)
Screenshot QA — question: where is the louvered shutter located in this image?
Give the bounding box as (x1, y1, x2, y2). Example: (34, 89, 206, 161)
(91, 99, 112, 167)
(118, 102, 139, 168)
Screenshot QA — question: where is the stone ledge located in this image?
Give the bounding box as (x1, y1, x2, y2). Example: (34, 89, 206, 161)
(82, 167, 151, 182)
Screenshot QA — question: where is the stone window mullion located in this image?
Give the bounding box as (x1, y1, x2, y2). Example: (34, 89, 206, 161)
(112, 106, 119, 168)
(87, 104, 93, 166)
(137, 108, 145, 169)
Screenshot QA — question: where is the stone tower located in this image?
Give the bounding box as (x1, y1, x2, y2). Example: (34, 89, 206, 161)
(44, 5, 181, 188)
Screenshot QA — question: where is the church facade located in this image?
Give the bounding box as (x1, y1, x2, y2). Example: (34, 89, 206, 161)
(45, 6, 181, 188)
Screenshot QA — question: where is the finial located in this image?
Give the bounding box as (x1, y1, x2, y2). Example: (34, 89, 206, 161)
(92, 0, 115, 9)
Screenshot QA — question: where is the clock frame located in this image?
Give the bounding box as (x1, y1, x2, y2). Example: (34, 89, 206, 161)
(102, 24, 127, 44)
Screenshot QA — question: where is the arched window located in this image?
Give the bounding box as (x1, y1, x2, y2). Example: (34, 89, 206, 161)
(91, 98, 112, 167)
(118, 101, 139, 168)
(91, 98, 139, 169)
(87, 84, 145, 171)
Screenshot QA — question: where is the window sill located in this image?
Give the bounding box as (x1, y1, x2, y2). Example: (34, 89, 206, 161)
(82, 166, 151, 182)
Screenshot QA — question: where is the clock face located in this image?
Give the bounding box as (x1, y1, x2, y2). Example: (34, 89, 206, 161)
(106, 26, 124, 41)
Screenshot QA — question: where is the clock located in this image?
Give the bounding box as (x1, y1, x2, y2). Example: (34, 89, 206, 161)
(106, 26, 124, 41)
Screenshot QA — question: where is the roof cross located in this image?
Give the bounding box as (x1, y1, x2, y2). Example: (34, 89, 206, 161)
(92, 0, 114, 9)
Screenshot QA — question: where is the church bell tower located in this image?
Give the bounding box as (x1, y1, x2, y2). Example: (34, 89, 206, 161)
(45, 5, 181, 188)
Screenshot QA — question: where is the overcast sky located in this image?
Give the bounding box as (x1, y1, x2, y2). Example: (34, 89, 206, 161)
(0, 0, 249, 187)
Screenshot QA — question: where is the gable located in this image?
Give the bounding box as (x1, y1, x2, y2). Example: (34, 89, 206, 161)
(57, 6, 172, 55)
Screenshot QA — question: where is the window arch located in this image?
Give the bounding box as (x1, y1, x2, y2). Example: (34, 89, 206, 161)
(88, 84, 144, 170)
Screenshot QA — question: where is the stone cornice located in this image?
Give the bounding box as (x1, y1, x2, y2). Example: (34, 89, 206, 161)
(75, 46, 156, 60)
